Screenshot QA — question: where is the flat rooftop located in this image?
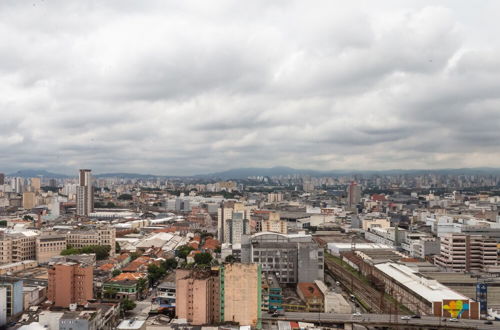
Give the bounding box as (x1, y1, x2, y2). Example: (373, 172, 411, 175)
(375, 262, 469, 303)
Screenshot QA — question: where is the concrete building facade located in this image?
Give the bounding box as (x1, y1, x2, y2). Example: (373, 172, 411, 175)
(0, 287, 7, 327)
(22, 192, 36, 210)
(76, 169, 93, 216)
(175, 269, 220, 325)
(242, 232, 324, 284)
(0, 278, 24, 319)
(220, 263, 261, 328)
(47, 262, 94, 307)
(36, 233, 67, 263)
(434, 234, 498, 272)
(0, 232, 38, 264)
(65, 227, 116, 256)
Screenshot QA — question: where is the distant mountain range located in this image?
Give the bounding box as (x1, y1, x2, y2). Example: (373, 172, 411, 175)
(7, 166, 500, 180)
(7, 169, 71, 179)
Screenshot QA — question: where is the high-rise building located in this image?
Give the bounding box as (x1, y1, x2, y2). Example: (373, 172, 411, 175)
(347, 182, 361, 209)
(76, 169, 93, 216)
(49, 179, 57, 188)
(47, 261, 93, 307)
(12, 177, 23, 194)
(30, 177, 41, 193)
(260, 212, 287, 234)
(0, 287, 6, 327)
(220, 263, 261, 328)
(175, 264, 262, 327)
(0, 173, 4, 186)
(175, 269, 220, 325)
(241, 232, 324, 284)
(434, 234, 498, 272)
(0, 278, 24, 319)
(22, 191, 36, 210)
(217, 202, 250, 245)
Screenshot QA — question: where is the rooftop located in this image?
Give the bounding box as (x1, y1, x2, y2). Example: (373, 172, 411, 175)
(374, 262, 469, 303)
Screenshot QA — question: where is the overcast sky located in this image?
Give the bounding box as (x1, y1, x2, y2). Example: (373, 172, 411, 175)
(1, 0, 500, 175)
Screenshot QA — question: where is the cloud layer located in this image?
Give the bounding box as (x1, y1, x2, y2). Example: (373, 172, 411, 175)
(1, 0, 500, 175)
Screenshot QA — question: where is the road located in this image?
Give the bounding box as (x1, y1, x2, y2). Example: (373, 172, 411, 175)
(262, 312, 498, 330)
(129, 301, 152, 320)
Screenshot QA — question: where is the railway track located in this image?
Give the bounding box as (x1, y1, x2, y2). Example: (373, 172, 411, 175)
(325, 259, 405, 314)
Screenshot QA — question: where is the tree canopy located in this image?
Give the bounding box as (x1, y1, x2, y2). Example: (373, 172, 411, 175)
(61, 245, 111, 260)
(194, 252, 213, 265)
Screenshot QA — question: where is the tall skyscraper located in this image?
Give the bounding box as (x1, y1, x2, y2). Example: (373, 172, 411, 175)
(76, 169, 93, 216)
(11, 177, 23, 194)
(0, 173, 4, 185)
(347, 182, 361, 209)
(30, 177, 41, 192)
(22, 191, 36, 210)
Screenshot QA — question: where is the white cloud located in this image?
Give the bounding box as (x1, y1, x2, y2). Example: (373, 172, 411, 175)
(0, 0, 499, 175)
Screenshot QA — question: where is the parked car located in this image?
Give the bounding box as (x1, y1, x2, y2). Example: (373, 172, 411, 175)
(484, 320, 493, 325)
(401, 316, 411, 320)
(411, 315, 421, 319)
(449, 318, 458, 322)
(352, 312, 362, 317)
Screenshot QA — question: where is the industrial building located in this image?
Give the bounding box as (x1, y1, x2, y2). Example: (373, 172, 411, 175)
(373, 262, 480, 319)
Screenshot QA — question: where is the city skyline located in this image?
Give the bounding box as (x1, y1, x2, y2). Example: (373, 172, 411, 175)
(2, 1, 500, 175)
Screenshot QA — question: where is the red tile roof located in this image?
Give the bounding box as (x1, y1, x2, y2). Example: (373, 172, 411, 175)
(297, 282, 323, 299)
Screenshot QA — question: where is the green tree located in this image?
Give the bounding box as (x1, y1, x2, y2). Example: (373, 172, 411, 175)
(130, 252, 141, 261)
(176, 245, 194, 259)
(61, 245, 111, 260)
(121, 298, 136, 312)
(0, 220, 7, 227)
(118, 193, 133, 200)
(194, 252, 213, 265)
(162, 258, 178, 271)
(23, 215, 34, 221)
(60, 247, 80, 256)
(115, 241, 121, 253)
(137, 278, 148, 299)
(147, 264, 166, 285)
(112, 269, 121, 277)
(225, 255, 236, 263)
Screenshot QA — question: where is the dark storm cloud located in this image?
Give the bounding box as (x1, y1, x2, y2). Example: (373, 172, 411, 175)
(1, 0, 500, 175)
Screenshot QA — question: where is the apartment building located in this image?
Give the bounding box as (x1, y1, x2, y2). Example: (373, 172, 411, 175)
(76, 169, 93, 216)
(217, 202, 250, 245)
(36, 233, 67, 263)
(0, 287, 6, 328)
(0, 278, 24, 319)
(267, 192, 283, 203)
(261, 212, 287, 234)
(220, 263, 261, 328)
(241, 232, 324, 284)
(434, 234, 498, 272)
(0, 231, 38, 264)
(65, 227, 116, 256)
(175, 269, 220, 325)
(22, 192, 36, 210)
(47, 261, 93, 307)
